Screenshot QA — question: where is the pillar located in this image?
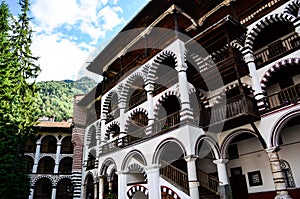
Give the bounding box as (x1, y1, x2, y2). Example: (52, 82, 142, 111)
(145, 165, 161, 199)
(184, 155, 200, 199)
(82, 184, 87, 199)
(100, 117, 107, 145)
(28, 187, 34, 199)
(32, 140, 41, 173)
(119, 101, 126, 134)
(94, 183, 98, 199)
(213, 159, 232, 199)
(145, 83, 155, 134)
(116, 171, 127, 199)
(51, 186, 57, 199)
(266, 147, 292, 199)
(54, 141, 62, 173)
(98, 176, 104, 199)
(244, 52, 266, 111)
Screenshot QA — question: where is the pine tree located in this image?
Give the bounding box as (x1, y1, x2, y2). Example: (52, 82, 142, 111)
(0, 0, 40, 198)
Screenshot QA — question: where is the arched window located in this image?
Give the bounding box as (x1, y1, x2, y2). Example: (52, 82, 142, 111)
(37, 157, 55, 174)
(34, 178, 52, 199)
(41, 136, 57, 153)
(61, 136, 73, 154)
(59, 157, 73, 174)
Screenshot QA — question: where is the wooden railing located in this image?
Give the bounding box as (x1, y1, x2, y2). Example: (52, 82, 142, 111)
(160, 162, 189, 193)
(254, 32, 300, 67)
(128, 90, 147, 110)
(199, 94, 258, 128)
(102, 31, 177, 94)
(197, 169, 220, 195)
(99, 112, 181, 155)
(266, 83, 300, 110)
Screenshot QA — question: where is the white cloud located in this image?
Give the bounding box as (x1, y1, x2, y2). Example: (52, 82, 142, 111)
(98, 6, 124, 32)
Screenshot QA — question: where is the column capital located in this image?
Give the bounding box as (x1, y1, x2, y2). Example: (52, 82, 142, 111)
(36, 141, 42, 145)
(213, 159, 229, 165)
(145, 83, 154, 92)
(175, 65, 188, 72)
(184, 155, 198, 162)
(115, 170, 127, 175)
(265, 147, 281, 153)
(243, 53, 255, 63)
(145, 164, 161, 172)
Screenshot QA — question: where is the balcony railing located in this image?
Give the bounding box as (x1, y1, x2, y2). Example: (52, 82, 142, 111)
(197, 169, 220, 195)
(254, 32, 300, 67)
(99, 111, 181, 155)
(266, 83, 300, 111)
(128, 90, 147, 110)
(102, 31, 177, 94)
(199, 94, 259, 131)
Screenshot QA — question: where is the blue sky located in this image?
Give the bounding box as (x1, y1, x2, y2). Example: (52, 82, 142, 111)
(6, 0, 150, 82)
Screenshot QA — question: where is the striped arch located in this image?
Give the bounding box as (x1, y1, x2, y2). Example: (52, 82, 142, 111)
(121, 150, 147, 171)
(102, 89, 120, 115)
(127, 185, 148, 198)
(270, 108, 300, 147)
(86, 125, 96, 147)
(283, 0, 300, 17)
(122, 71, 147, 100)
(152, 138, 187, 164)
(153, 90, 181, 116)
(100, 158, 117, 176)
(189, 87, 209, 108)
(125, 107, 149, 131)
(128, 163, 147, 180)
(230, 39, 244, 52)
(106, 121, 120, 132)
(215, 82, 253, 104)
(260, 58, 300, 91)
(54, 175, 72, 186)
(220, 128, 267, 159)
(147, 50, 178, 83)
(161, 186, 182, 199)
(84, 172, 95, 184)
(195, 135, 221, 160)
(244, 13, 296, 53)
(32, 175, 55, 186)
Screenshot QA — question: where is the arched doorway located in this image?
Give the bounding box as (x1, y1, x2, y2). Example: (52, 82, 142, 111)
(85, 175, 94, 199)
(59, 157, 73, 174)
(56, 178, 73, 199)
(37, 157, 55, 174)
(34, 178, 52, 199)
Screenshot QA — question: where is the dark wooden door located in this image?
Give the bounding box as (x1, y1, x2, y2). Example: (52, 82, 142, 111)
(230, 174, 249, 199)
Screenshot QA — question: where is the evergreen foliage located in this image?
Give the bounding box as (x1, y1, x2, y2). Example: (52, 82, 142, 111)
(33, 77, 96, 121)
(0, 0, 40, 198)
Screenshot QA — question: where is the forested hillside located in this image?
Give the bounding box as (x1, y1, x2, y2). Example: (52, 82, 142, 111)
(33, 77, 96, 121)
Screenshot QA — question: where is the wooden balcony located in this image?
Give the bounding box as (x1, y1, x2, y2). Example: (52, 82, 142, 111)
(128, 90, 147, 110)
(265, 83, 300, 112)
(199, 94, 260, 131)
(254, 32, 300, 68)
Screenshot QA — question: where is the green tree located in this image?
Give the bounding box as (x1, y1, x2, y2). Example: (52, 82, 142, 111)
(0, 0, 40, 198)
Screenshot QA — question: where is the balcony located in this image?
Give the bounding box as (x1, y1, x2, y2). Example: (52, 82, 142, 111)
(199, 94, 260, 131)
(128, 90, 147, 110)
(265, 83, 300, 112)
(254, 32, 300, 68)
(100, 112, 181, 155)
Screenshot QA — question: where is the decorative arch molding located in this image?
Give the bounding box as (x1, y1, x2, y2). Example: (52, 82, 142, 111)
(32, 175, 55, 187)
(102, 89, 120, 115)
(55, 175, 72, 186)
(270, 108, 300, 147)
(147, 50, 178, 83)
(152, 138, 187, 164)
(230, 39, 244, 52)
(127, 184, 148, 198)
(153, 90, 181, 116)
(122, 71, 147, 99)
(283, 0, 300, 17)
(244, 13, 296, 53)
(125, 107, 149, 131)
(84, 172, 96, 185)
(195, 135, 221, 160)
(40, 135, 58, 142)
(260, 58, 300, 91)
(161, 186, 182, 199)
(100, 158, 117, 176)
(38, 154, 56, 162)
(220, 128, 267, 158)
(59, 154, 73, 161)
(24, 153, 35, 159)
(106, 121, 120, 132)
(121, 150, 147, 171)
(128, 163, 147, 181)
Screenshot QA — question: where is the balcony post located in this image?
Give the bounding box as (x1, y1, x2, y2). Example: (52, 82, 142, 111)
(100, 116, 107, 145)
(94, 182, 98, 199)
(213, 159, 232, 199)
(266, 147, 292, 199)
(32, 139, 41, 173)
(174, 40, 193, 122)
(54, 140, 62, 173)
(145, 164, 161, 199)
(145, 83, 155, 134)
(51, 186, 57, 199)
(184, 155, 200, 199)
(119, 101, 126, 134)
(28, 186, 34, 199)
(244, 52, 266, 111)
(116, 171, 127, 199)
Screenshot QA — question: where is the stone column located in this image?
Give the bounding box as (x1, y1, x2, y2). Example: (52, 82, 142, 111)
(116, 171, 127, 199)
(94, 182, 98, 199)
(145, 83, 155, 134)
(184, 155, 200, 199)
(51, 186, 57, 199)
(98, 176, 104, 199)
(213, 159, 232, 199)
(82, 184, 87, 199)
(119, 101, 127, 136)
(145, 165, 161, 199)
(54, 141, 62, 173)
(244, 53, 265, 111)
(28, 187, 34, 199)
(32, 140, 41, 173)
(266, 147, 292, 199)
(100, 116, 107, 145)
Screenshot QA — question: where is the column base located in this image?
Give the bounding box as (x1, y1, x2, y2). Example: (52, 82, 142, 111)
(275, 193, 292, 199)
(218, 185, 233, 199)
